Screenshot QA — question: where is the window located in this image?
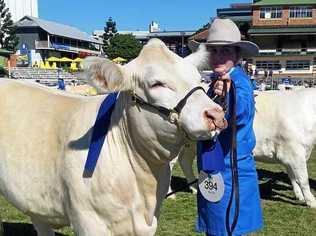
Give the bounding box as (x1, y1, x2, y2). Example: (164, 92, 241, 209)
(64, 38, 70, 45)
(286, 60, 310, 70)
(57, 37, 63, 44)
(290, 6, 312, 18)
(256, 61, 281, 70)
(260, 7, 282, 19)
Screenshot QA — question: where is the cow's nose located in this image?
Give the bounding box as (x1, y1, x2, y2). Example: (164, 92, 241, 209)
(204, 106, 228, 130)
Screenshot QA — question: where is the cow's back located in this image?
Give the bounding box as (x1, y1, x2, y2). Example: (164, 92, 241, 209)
(0, 79, 96, 225)
(254, 89, 316, 162)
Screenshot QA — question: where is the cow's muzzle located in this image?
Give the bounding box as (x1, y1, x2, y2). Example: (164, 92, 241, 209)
(204, 106, 228, 131)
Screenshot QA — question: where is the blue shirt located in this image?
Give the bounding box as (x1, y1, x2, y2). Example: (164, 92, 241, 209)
(219, 66, 256, 160)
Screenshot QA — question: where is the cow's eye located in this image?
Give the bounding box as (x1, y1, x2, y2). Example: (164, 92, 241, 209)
(151, 81, 165, 88)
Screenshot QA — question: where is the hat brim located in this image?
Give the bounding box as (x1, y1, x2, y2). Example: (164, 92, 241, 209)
(189, 40, 259, 57)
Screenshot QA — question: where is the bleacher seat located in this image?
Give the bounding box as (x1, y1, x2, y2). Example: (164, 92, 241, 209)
(10, 67, 80, 86)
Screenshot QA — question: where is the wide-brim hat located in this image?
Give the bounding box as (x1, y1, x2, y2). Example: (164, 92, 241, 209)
(189, 18, 259, 57)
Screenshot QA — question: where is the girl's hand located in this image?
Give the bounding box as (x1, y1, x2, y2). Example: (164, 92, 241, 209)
(214, 73, 231, 96)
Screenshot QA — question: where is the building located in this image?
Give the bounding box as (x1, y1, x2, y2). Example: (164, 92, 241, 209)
(147, 30, 195, 56)
(94, 30, 150, 45)
(249, 0, 316, 82)
(93, 22, 195, 57)
(217, 3, 253, 24)
(189, 0, 316, 83)
(4, 0, 38, 22)
(190, 3, 253, 44)
(15, 16, 102, 66)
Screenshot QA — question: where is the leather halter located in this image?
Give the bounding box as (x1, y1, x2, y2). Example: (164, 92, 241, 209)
(131, 86, 206, 124)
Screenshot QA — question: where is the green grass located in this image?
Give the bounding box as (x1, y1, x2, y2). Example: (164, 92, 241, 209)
(1, 151, 316, 236)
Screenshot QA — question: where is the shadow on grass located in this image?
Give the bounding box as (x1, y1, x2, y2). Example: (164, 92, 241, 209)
(1, 222, 66, 236)
(170, 176, 194, 194)
(170, 169, 315, 207)
(257, 168, 316, 207)
(258, 168, 316, 191)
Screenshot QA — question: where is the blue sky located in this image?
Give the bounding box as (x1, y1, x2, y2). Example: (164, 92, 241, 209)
(39, 0, 249, 34)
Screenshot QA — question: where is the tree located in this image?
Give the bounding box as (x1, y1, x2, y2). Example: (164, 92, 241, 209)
(236, 22, 250, 40)
(104, 34, 143, 62)
(0, 0, 18, 51)
(103, 17, 117, 52)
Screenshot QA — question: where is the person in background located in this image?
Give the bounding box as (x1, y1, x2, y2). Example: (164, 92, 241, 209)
(264, 69, 268, 80)
(190, 18, 263, 236)
(57, 68, 65, 90)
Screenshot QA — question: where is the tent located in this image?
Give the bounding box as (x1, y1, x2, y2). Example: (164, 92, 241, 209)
(70, 62, 78, 72)
(60, 57, 73, 62)
(51, 62, 57, 69)
(47, 56, 60, 62)
(45, 61, 51, 69)
(112, 57, 127, 63)
(73, 57, 83, 62)
(39, 61, 46, 69)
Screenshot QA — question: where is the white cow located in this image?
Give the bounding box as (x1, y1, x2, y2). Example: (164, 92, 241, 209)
(0, 39, 227, 236)
(177, 89, 316, 208)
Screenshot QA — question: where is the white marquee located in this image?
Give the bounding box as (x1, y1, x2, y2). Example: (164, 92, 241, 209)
(4, 0, 38, 22)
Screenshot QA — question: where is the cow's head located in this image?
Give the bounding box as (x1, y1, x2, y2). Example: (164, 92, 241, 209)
(84, 39, 227, 161)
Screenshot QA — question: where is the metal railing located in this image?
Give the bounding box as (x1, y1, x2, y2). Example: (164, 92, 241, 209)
(35, 40, 101, 55)
(35, 40, 50, 49)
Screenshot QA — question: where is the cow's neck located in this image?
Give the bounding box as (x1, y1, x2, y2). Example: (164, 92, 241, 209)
(106, 92, 183, 226)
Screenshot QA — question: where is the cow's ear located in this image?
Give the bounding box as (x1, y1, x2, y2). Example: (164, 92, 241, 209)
(184, 44, 210, 70)
(83, 57, 130, 93)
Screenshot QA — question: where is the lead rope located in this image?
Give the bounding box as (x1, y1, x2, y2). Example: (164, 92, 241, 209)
(225, 81, 239, 236)
(206, 79, 240, 236)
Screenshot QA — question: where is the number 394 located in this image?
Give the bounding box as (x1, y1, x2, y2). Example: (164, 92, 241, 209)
(204, 180, 218, 191)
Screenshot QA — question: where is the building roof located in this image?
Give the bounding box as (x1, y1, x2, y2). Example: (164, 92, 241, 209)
(249, 26, 316, 35)
(189, 29, 209, 41)
(219, 15, 252, 22)
(93, 29, 195, 40)
(148, 30, 195, 37)
(16, 16, 101, 44)
(0, 48, 13, 55)
(253, 0, 316, 6)
(93, 30, 150, 40)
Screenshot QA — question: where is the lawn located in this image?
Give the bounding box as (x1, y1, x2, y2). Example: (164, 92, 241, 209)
(1, 150, 315, 236)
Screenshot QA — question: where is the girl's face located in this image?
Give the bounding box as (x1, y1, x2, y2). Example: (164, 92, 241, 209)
(208, 46, 239, 75)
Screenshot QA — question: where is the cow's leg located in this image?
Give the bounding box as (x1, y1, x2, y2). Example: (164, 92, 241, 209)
(178, 143, 197, 193)
(284, 160, 316, 208)
(31, 218, 55, 236)
(167, 157, 177, 199)
(285, 165, 304, 201)
(69, 211, 109, 236)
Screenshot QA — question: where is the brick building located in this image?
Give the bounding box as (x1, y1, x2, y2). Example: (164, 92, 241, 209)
(190, 0, 316, 84)
(249, 0, 316, 82)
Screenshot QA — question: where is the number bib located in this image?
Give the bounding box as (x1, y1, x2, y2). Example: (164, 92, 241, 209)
(198, 170, 225, 202)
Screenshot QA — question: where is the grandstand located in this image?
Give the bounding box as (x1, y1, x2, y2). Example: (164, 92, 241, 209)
(10, 67, 82, 86)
